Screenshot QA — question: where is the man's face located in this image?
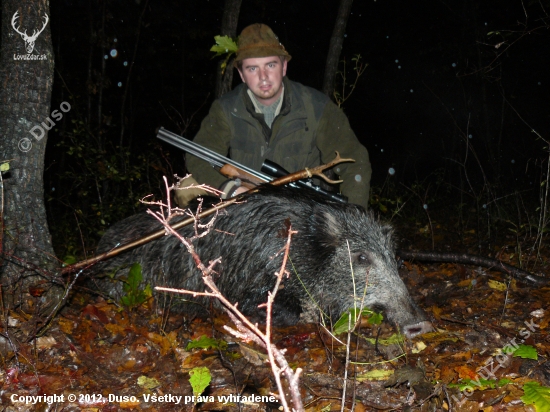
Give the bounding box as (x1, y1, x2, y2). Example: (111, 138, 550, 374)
(238, 56, 287, 106)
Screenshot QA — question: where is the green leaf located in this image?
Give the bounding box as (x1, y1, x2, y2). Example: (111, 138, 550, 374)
(137, 375, 160, 389)
(521, 381, 550, 412)
(449, 377, 497, 391)
(488, 279, 507, 291)
(125, 263, 143, 292)
(0, 162, 10, 172)
(450, 377, 514, 391)
(356, 369, 394, 381)
(120, 263, 148, 308)
(143, 284, 153, 299)
(363, 333, 404, 346)
(186, 335, 220, 351)
(189, 367, 211, 401)
(369, 311, 384, 325)
(333, 308, 383, 335)
(120, 295, 132, 307)
(210, 35, 238, 57)
(333, 308, 361, 335)
(506, 344, 538, 360)
(62, 255, 77, 265)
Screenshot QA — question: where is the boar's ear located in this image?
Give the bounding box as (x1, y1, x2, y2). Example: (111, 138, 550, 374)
(380, 223, 394, 239)
(379, 223, 396, 249)
(310, 210, 340, 259)
(316, 210, 341, 245)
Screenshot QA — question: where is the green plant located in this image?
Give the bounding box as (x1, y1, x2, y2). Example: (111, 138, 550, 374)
(449, 378, 512, 391)
(186, 335, 225, 351)
(504, 343, 538, 360)
(189, 367, 212, 404)
(210, 35, 238, 74)
(120, 263, 152, 309)
(332, 308, 383, 335)
(521, 381, 550, 412)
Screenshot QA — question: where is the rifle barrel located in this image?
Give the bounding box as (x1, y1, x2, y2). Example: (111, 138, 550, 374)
(157, 127, 274, 183)
(156, 127, 347, 203)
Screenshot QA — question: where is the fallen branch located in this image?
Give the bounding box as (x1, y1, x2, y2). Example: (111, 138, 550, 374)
(396, 249, 549, 286)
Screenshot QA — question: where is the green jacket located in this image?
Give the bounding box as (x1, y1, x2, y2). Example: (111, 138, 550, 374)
(186, 77, 372, 208)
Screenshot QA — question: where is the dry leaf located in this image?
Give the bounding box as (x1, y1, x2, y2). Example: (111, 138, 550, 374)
(488, 279, 507, 291)
(35, 336, 57, 350)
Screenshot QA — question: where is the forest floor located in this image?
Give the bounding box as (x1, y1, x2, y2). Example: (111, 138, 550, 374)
(1, 215, 550, 412)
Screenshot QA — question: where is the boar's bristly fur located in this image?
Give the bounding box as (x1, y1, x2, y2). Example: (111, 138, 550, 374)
(95, 186, 432, 338)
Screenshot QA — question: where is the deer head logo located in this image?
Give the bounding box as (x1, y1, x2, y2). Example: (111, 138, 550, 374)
(11, 11, 49, 54)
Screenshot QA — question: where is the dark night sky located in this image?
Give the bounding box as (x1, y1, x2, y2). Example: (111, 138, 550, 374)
(41, 0, 549, 206)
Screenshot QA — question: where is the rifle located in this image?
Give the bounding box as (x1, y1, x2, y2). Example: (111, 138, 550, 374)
(157, 127, 353, 203)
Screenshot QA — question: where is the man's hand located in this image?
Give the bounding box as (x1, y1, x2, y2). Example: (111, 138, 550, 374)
(174, 176, 209, 207)
(220, 179, 249, 199)
(234, 186, 249, 195)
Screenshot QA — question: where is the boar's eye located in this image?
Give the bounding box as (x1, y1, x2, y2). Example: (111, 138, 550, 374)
(353, 252, 370, 265)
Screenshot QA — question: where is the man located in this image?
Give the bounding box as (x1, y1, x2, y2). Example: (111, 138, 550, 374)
(180, 23, 371, 208)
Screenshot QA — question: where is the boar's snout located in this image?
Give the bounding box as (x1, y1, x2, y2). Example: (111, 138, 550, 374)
(403, 320, 434, 339)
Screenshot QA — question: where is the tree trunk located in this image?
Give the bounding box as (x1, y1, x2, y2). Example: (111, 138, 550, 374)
(0, 1, 61, 325)
(322, 0, 354, 97)
(214, 0, 242, 98)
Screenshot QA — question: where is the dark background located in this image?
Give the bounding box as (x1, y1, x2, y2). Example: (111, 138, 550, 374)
(35, 0, 550, 255)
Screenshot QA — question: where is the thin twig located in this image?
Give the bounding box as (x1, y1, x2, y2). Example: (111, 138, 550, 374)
(151, 193, 304, 411)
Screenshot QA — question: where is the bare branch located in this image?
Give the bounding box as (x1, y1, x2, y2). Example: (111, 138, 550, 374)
(152, 208, 304, 411)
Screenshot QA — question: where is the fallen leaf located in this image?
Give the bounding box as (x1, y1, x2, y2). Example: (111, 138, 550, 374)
(457, 279, 472, 287)
(82, 304, 109, 323)
(238, 342, 267, 366)
(432, 305, 443, 320)
(105, 323, 126, 335)
(412, 341, 427, 353)
(455, 365, 477, 380)
(148, 331, 176, 356)
(439, 365, 457, 382)
(137, 375, 160, 389)
(531, 309, 545, 318)
(488, 279, 507, 291)
(356, 369, 394, 381)
(58, 318, 75, 334)
(35, 336, 57, 350)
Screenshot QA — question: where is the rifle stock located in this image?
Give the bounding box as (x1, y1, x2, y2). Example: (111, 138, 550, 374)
(218, 164, 264, 189)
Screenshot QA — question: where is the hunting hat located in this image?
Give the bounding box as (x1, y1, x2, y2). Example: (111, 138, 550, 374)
(235, 24, 292, 63)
